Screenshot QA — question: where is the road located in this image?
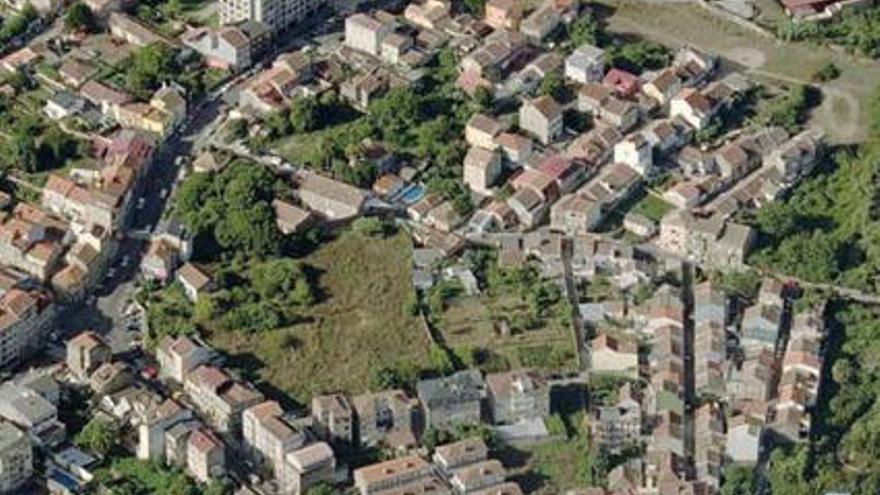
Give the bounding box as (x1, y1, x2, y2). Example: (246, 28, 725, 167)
(56, 96, 227, 354)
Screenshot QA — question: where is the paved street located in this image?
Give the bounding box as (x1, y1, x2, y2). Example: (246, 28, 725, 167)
(56, 97, 227, 354)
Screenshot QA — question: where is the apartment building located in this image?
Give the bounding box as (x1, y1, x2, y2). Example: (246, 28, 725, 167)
(221, 0, 324, 34)
(66, 331, 112, 381)
(311, 394, 354, 445)
(0, 421, 32, 493)
(484, 370, 550, 425)
(157, 335, 214, 384)
(184, 365, 264, 433)
(352, 389, 420, 449)
(0, 287, 56, 371)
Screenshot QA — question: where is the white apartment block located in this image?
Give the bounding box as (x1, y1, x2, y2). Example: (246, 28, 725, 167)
(220, 0, 325, 33)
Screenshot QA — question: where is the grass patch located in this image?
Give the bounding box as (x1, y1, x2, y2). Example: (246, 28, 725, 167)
(435, 291, 576, 373)
(631, 191, 675, 222)
(207, 230, 430, 403)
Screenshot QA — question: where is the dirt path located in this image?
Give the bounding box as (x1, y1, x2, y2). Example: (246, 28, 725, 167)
(602, 0, 874, 143)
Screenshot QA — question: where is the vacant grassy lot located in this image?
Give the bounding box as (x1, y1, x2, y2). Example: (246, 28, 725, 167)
(599, 0, 880, 143)
(437, 291, 576, 373)
(208, 230, 430, 403)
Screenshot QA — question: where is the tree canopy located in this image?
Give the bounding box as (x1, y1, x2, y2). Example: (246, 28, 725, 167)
(64, 2, 97, 32)
(175, 160, 283, 259)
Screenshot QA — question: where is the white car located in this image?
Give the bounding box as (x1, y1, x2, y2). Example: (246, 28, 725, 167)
(159, 188, 168, 199)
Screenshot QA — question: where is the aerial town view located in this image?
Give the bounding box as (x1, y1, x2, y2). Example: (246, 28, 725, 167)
(1, 0, 880, 492)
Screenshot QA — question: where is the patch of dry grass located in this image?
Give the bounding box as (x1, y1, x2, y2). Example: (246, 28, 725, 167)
(208, 230, 430, 403)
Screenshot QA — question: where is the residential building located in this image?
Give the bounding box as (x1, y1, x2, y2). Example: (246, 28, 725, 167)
(0, 203, 69, 282)
(181, 21, 271, 72)
(565, 44, 605, 83)
(741, 304, 782, 354)
(185, 365, 264, 433)
(89, 361, 133, 395)
(0, 383, 64, 446)
(403, 0, 449, 30)
(109, 13, 167, 46)
(592, 384, 641, 452)
(643, 69, 681, 105)
(416, 369, 486, 430)
(176, 263, 212, 302)
(603, 68, 640, 98)
(272, 198, 314, 235)
(485, 369, 550, 425)
(519, 96, 563, 145)
(157, 336, 213, 384)
(550, 194, 601, 236)
(0, 287, 56, 371)
(220, 0, 325, 33)
(614, 133, 653, 176)
(187, 428, 226, 483)
(622, 212, 657, 238)
(44, 91, 88, 121)
(292, 170, 366, 220)
(464, 147, 503, 195)
(280, 442, 336, 495)
(164, 420, 200, 467)
(311, 394, 354, 445)
(450, 459, 506, 494)
(353, 455, 433, 495)
(459, 29, 526, 82)
(465, 114, 505, 150)
(598, 97, 639, 132)
(590, 334, 639, 378)
(433, 437, 489, 472)
(66, 331, 111, 381)
(485, 0, 522, 30)
(726, 415, 761, 464)
(0, 421, 32, 493)
(345, 13, 394, 56)
(494, 132, 533, 164)
(519, 4, 561, 42)
(352, 389, 420, 448)
(243, 400, 305, 472)
(137, 399, 193, 461)
(578, 83, 613, 115)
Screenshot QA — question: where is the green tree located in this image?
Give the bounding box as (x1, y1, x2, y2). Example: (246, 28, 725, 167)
(538, 71, 566, 101)
(568, 15, 601, 47)
(125, 43, 177, 97)
(289, 96, 320, 133)
(64, 2, 97, 32)
(721, 465, 757, 495)
(368, 87, 421, 147)
(352, 217, 387, 238)
(249, 258, 314, 305)
(75, 417, 118, 457)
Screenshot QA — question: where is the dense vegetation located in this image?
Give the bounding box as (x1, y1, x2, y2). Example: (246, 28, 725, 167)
(257, 47, 501, 214)
(122, 43, 207, 99)
(764, 303, 880, 494)
(0, 114, 84, 175)
(144, 161, 318, 343)
(0, 4, 37, 45)
(748, 86, 880, 292)
(89, 457, 229, 495)
(779, 10, 880, 58)
(176, 160, 284, 260)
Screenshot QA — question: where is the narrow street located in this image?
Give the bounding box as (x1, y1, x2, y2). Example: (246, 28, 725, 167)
(56, 96, 226, 353)
(680, 262, 696, 476)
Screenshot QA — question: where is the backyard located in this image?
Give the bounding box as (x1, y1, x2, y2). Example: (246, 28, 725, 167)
(434, 277, 577, 373)
(207, 229, 431, 404)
